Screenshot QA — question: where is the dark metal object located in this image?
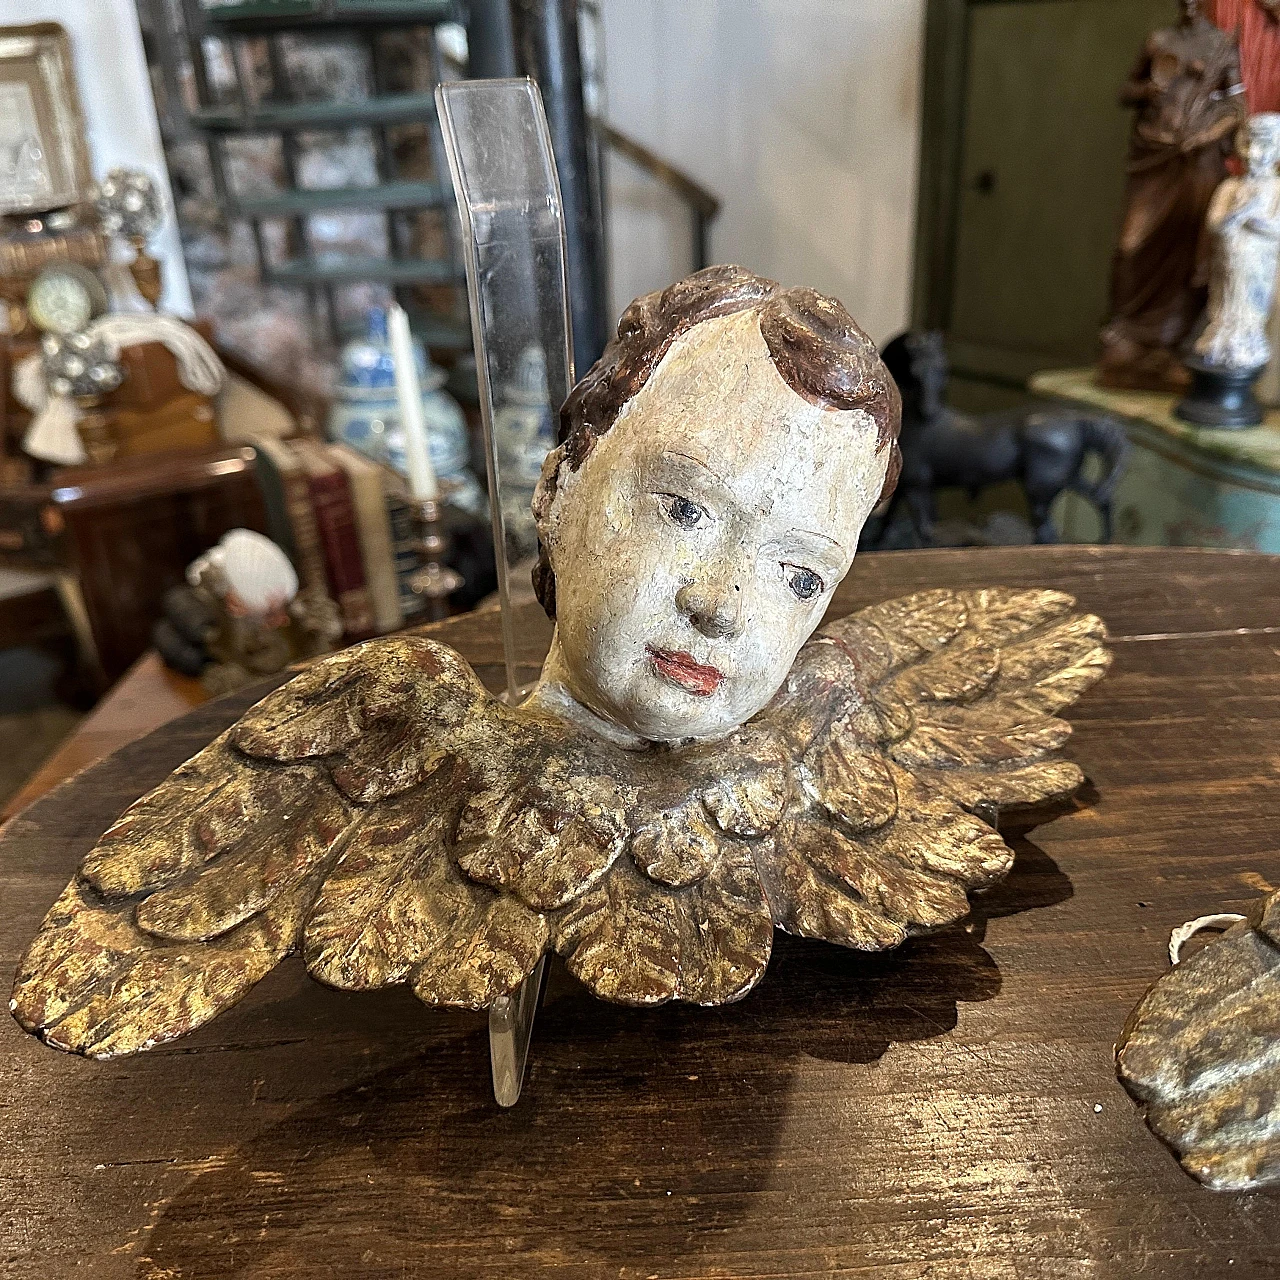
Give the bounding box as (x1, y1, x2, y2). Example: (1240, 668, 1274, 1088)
(466, 0, 518, 78)
(1117, 890, 1280, 1191)
(880, 331, 1130, 545)
(511, 0, 608, 373)
(1174, 356, 1266, 429)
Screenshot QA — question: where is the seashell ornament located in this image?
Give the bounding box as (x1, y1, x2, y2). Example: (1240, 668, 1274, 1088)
(188, 528, 299, 618)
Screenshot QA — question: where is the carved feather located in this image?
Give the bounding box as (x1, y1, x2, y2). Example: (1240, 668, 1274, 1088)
(757, 587, 1108, 952)
(755, 824, 909, 951)
(10, 877, 313, 1058)
(552, 842, 772, 1005)
(11, 587, 1109, 1054)
(135, 763, 346, 942)
(304, 771, 549, 1007)
(803, 734, 898, 832)
(80, 733, 240, 898)
(456, 761, 632, 911)
(629, 805, 721, 888)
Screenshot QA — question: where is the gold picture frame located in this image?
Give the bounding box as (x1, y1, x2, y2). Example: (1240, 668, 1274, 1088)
(0, 23, 91, 216)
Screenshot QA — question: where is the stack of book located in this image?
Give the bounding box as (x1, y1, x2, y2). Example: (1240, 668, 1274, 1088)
(250, 436, 430, 641)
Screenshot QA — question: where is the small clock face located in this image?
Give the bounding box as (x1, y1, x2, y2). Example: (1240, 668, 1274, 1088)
(27, 265, 104, 336)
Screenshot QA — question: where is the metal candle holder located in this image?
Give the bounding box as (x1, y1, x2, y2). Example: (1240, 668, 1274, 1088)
(407, 497, 461, 622)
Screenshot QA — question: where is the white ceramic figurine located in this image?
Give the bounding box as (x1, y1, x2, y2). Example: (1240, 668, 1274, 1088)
(1195, 114, 1280, 373)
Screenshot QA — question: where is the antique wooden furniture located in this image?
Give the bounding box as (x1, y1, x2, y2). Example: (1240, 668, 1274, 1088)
(2, 544, 1277, 1276)
(1032, 366, 1280, 551)
(0, 444, 269, 683)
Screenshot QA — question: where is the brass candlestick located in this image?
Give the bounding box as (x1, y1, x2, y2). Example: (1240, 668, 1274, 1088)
(128, 235, 163, 309)
(73, 393, 117, 465)
(407, 497, 462, 622)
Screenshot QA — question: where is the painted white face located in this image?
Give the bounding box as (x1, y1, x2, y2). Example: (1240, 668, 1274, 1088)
(538, 309, 891, 743)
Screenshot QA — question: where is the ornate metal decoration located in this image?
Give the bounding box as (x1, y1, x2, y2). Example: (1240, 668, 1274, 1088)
(1117, 891, 1280, 1191)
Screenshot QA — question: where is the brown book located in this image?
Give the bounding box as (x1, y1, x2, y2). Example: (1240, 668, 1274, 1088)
(328, 443, 403, 635)
(252, 437, 327, 594)
(292, 438, 375, 641)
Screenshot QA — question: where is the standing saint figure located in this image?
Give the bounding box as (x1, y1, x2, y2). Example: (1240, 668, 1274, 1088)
(1098, 0, 1246, 393)
(1212, 0, 1280, 403)
(1193, 113, 1280, 371)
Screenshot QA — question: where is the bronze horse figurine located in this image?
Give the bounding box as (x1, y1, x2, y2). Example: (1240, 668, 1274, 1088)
(879, 332, 1130, 544)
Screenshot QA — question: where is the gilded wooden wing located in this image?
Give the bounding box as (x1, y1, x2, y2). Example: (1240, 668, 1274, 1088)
(11, 588, 1109, 1059)
(752, 587, 1109, 952)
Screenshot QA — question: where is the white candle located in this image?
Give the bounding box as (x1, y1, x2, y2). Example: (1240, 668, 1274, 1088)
(387, 303, 439, 501)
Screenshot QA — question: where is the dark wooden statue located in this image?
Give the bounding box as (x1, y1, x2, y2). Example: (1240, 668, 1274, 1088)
(1098, 0, 1246, 393)
(8, 268, 1111, 1073)
(879, 332, 1130, 546)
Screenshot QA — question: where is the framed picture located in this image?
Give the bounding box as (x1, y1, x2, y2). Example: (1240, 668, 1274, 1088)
(0, 24, 91, 217)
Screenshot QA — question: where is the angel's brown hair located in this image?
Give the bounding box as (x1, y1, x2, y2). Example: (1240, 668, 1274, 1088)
(532, 264, 902, 619)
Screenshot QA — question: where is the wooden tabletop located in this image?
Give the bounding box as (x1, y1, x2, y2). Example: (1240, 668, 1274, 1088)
(2, 546, 1278, 1279)
(2, 652, 210, 822)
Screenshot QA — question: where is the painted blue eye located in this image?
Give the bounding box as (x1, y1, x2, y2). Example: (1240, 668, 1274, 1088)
(785, 566, 823, 601)
(662, 494, 705, 528)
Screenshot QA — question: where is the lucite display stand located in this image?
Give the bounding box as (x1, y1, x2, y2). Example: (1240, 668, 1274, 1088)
(436, 78, 575, 1105)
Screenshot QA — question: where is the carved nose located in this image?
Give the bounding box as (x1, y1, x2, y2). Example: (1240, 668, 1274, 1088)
(675, 581, 743, 639)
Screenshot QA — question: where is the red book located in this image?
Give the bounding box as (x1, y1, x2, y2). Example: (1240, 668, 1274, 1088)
(290, 438, 375, 641)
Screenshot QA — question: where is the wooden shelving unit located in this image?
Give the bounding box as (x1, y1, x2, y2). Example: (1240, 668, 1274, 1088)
(159, 0, 469, 347)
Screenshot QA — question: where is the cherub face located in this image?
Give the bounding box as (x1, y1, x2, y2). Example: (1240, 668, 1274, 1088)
(540, 310, 890, 743)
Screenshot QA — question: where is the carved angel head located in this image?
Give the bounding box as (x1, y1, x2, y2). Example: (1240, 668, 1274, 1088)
(531, 266, 902, 746)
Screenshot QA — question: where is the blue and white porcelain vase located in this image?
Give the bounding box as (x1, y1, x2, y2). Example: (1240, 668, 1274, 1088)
(327, 308, 486, 516)
(492, 344, 558, 558)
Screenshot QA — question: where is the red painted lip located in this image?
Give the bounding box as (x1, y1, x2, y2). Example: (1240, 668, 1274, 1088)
(646, 646, 725, 697)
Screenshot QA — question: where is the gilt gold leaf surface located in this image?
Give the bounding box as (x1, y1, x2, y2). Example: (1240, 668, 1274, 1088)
(629, 805, 721, 888)
(1117, 891, 1280, 1191)
(79, 733, 241, 898)
(135, 764, 346, 943)
(11, 587, 1109, 1058)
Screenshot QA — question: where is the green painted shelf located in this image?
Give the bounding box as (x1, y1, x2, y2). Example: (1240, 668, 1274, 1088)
(191, 92, 437, 134)
(335, 309, 471, 351)
(233, 181, 449, 217)
(200, 0, 457, 32)
(264, 255, 464, 286)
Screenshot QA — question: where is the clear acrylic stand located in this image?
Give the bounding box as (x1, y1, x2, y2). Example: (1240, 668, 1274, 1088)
(436, 78, 574, 1105)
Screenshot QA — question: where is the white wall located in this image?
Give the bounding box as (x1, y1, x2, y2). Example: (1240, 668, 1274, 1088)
(600, 0, 925, 346)
(3, 0, 193, 316)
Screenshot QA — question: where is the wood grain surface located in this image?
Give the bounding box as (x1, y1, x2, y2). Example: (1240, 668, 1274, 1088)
(2, 545, 1278, 1279)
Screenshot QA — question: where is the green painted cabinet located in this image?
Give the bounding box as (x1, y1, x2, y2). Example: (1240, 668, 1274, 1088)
(1035, 369, 1280, 553)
